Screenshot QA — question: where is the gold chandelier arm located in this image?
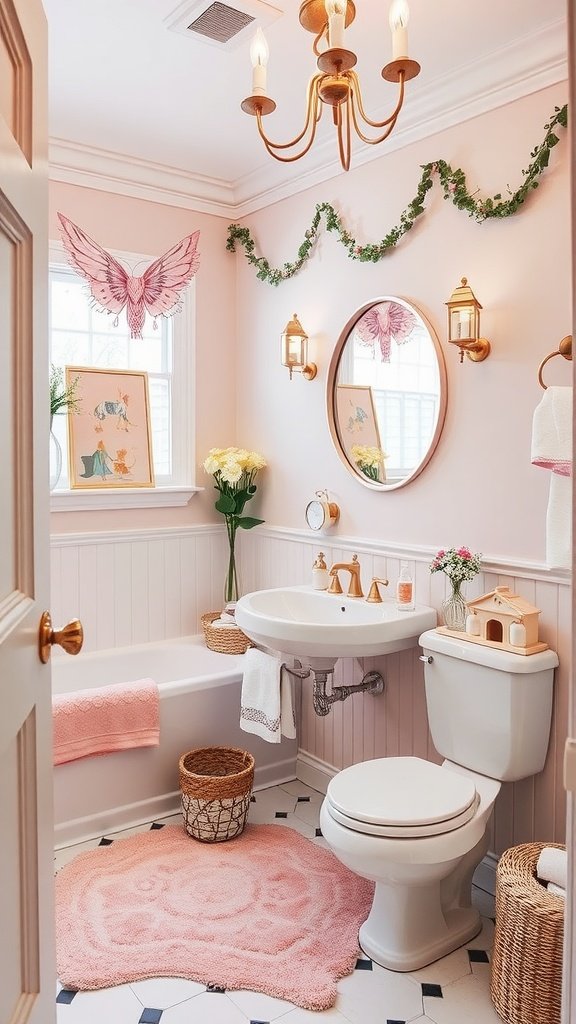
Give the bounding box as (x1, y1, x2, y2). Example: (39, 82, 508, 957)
(255, 74, 323, 152)
(256, 80, 323, 162)
(336, 97, 352, 171)
(348, 68, 406, 131)
(313, 25, 328, 57)
(348, 78, 402, 146)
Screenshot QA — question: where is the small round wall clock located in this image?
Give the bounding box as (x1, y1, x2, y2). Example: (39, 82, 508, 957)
(305, 491, 340, 531)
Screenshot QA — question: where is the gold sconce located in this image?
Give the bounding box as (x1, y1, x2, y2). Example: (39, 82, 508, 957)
(446, 278, 491, 363)
(281, 314, 317, 380)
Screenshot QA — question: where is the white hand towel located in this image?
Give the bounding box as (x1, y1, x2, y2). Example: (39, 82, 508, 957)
(546, 473, 572, 568)
(547, 881, 566, 899)
(536, 846, 567, 888)
(240, 648, 296, 744)
(531, 386, 572, 569)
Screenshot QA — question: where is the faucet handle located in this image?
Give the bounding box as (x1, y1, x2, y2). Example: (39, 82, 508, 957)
(366, 577, 390, 603)
(328, 571, 343, 595)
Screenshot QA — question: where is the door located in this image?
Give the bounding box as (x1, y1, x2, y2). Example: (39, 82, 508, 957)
(0, 1, 52, 1022)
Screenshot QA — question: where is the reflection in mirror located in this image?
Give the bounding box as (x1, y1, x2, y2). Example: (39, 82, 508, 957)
(328, 296, 447, 490)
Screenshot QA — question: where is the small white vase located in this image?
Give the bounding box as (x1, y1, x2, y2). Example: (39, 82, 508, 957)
(49, 417, 63, 492)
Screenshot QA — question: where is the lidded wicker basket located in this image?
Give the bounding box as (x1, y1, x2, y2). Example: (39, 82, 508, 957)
(490, 841, 565, 1024)
(179, 745, 255, 843)
(201, 612, 253, 655)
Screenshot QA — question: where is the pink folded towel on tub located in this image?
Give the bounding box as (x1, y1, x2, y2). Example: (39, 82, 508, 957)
(53, 678, 160, 766)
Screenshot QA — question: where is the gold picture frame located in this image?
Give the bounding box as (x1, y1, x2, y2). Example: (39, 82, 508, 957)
(66, 366, 155, 489)
(335, 384, 385, 482)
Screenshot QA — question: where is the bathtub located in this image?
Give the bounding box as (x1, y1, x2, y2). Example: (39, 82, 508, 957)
(52, 636, 298, 847)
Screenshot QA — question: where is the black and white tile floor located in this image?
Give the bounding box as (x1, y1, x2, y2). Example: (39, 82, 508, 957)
(55, 780, 500, 1024)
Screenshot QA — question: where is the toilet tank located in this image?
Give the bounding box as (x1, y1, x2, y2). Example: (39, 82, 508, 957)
(418, 629, 559, 782)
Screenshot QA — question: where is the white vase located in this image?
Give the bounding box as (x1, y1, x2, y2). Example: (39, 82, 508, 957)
(49, 417, 62, 491)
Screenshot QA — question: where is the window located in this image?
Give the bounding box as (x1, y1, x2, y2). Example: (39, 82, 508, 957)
(353, 325, 439, 479)
(49, 242, 197, 509)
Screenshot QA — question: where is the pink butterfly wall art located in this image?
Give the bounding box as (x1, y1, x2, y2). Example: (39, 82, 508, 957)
(57, 212, 201, 339)
(356, 300, 417, 361)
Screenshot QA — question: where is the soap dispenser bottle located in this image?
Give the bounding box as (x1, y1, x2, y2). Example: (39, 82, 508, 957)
(396, 562, 415, 610)
(312, 552, 329, 590)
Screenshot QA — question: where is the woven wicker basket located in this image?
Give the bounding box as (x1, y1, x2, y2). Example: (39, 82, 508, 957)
(179, 745, 255, 843)
(201, 612, 253, 655)
(490, 841, 565, 1024)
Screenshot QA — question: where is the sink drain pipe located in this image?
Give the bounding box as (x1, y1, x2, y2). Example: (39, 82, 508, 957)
(283, 663, 385, 717)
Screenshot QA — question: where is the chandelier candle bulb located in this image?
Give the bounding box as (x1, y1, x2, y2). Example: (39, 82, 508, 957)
(389, 0, 409, 59)
(325, 0, 346, 49)
(250, 28, 269, 95)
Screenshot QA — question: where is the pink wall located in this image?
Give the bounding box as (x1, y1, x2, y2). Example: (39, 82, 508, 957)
(48, 181, 237, 532)
(234, 85, 571, 561)
(232, 84, 571, 853)
(48, 83, 571, 852)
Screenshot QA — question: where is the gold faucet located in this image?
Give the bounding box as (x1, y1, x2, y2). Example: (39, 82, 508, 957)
(366, 577, 390, 603)
(328, 554, 363, 598)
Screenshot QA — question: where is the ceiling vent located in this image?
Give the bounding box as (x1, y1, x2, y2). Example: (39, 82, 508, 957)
(165, 0, 282, 51)
(188, 2, 254, 43)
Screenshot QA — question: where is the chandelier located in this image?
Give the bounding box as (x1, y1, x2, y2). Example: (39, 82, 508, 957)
(241, 0, 420, 171)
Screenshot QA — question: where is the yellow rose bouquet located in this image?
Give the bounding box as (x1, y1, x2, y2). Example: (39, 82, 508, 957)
(203, 447, 267, 605)
(351, 444, 386, 482)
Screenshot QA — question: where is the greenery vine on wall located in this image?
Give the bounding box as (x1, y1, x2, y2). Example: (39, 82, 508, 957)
(226, 104, 567, 286)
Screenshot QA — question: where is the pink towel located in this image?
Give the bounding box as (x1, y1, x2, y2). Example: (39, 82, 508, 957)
(53, 678, 160, 766)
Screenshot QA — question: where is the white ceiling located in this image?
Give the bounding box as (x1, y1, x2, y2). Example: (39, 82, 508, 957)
(44, 0, 567, 214)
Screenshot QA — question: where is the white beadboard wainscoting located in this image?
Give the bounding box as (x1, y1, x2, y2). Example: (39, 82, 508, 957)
(240, 527, 571, 859)
(50, 525, 229, 652)
(50, 523, 570, 860)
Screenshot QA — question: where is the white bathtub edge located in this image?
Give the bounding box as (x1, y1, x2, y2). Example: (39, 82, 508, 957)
(54, 756, 298, 848)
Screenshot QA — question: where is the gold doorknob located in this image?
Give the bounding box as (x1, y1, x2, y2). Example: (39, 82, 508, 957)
(38, 611, 84, 664)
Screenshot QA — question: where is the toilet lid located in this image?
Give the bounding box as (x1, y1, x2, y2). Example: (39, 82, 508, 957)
(325, 757, 479, 838)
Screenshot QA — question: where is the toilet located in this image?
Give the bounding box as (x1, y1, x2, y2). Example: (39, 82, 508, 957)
(320, 628, 559, 972)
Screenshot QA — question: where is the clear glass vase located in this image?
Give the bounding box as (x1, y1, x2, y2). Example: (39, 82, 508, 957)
(442, 580, 467, 631)
(223, 531, 240, 610)
(49, 417, 63, 492)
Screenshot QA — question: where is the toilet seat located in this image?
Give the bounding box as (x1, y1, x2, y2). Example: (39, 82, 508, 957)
(325, 756, 480, 838)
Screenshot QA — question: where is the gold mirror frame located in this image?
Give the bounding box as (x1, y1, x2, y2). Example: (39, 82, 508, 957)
(327, 296, 448, 491)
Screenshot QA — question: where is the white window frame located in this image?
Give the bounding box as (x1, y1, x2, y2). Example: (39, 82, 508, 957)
(48, 239, 201, 511)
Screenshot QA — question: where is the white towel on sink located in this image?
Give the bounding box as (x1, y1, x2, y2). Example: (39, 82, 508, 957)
(240, 648, 296, 744)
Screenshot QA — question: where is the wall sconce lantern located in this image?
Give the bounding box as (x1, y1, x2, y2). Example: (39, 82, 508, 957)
(446, 277, 491, 363)
(281, 314, 317, 380)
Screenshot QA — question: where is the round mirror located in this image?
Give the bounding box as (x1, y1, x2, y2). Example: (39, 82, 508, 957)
(327, 296, 447, 490)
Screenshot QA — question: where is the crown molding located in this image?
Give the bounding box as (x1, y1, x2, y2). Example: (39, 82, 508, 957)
(49, 138, 236, 219)
(49, 19, 567, 219)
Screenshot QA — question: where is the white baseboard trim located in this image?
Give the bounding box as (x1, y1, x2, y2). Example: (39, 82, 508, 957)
(296, 750, 338, 795)
(54, 792, 181, 849)
(297, 749, 498, 897)
(54, 759, 297, 849)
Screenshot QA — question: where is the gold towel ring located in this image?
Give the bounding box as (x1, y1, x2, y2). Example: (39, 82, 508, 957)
(537, 335, 572, 389)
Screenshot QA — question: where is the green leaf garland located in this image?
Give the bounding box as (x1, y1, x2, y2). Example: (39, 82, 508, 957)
(226, 104, 567, 286)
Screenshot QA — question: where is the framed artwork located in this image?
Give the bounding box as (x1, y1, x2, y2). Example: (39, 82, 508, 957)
(335, 384, 385, 482)
(65, 367, 155, 489)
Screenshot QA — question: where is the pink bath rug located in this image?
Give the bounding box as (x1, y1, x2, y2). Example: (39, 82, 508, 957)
(55, 823, 374, 1010)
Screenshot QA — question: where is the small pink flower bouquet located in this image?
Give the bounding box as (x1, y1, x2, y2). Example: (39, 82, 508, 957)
(430, 546, 482, 584)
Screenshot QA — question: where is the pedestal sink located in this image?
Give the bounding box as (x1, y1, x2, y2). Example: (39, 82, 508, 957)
(235, 585, 437, 670)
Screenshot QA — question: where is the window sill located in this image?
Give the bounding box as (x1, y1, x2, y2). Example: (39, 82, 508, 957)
(50, 486, 202, 512)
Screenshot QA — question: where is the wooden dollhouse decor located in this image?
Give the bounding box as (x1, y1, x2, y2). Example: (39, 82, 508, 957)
(437, 586, 549, 655)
